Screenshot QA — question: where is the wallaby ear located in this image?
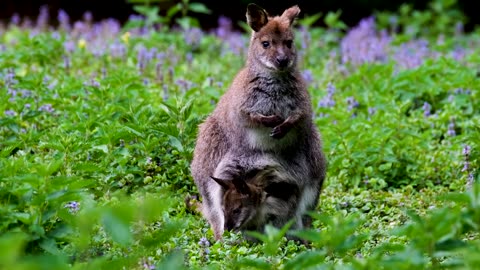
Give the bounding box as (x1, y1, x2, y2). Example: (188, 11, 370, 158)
(281, 5, 300, 26)
(246, 3, 269, 32)
(210, 176, 232, 190)
(232, 178, 251, 195)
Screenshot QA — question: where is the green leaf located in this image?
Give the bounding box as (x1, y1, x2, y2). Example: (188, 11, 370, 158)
(101, 211, 133, 246)
(156, 251, 186, 270)
(0, 232, 28, 264)
(235, 258, 271, 270)
(290, 228, 322, 243)
(39, 238, 60, 255)
(283, 250, 326, 270)
(298, 12, 322, 28)
(188, 3, 212, 14)
(168, 135, 184, 152)
(92, 145, 109, 154)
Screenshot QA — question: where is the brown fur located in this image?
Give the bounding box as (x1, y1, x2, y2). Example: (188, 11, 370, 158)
(190, 3, 327, 241)
(216, 166, 301, 234)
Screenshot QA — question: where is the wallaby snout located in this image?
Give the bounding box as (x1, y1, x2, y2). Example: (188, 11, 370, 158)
(276, 55, 289, 69)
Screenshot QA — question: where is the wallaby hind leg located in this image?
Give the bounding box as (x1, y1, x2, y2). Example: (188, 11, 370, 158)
(201, 183, 226, 241)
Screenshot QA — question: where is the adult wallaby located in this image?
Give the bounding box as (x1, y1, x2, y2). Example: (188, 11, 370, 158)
(190, 3, 326, 240)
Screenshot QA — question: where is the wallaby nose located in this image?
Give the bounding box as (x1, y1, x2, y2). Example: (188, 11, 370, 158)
(225, 221, 234, 231)
(276, 56, 289, 68)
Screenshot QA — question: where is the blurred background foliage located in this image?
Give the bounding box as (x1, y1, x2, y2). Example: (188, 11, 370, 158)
(0, 0, 478, 31)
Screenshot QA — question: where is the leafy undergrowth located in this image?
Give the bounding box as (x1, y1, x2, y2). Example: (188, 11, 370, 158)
(1, 1, 479, 269)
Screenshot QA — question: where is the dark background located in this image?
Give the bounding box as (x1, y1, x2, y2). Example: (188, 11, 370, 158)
(0, 0, 478, 31)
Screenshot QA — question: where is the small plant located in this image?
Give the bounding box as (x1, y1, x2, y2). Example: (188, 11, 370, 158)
(126, 0, 211, 30)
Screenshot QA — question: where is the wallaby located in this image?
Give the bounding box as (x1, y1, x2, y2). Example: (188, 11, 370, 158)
(190, 3, 327, 241)
(187, 163, 300, 236)
(211, 166, 300, 234)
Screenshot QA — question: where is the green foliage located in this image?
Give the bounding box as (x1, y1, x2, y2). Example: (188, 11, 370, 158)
(126, 0, 211, 30)
(376, 0, 467, 37)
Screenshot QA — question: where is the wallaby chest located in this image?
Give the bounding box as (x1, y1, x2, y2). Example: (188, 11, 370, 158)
(243, 76, 301, 119)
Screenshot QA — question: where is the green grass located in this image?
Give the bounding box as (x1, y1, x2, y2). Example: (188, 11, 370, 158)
(1, 7, 480, 269)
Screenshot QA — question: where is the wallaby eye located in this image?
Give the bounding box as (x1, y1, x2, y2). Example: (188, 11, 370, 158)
(261, 41, 270, 48)
(233, 208, 241, 215)
(285, 40, 293, 49)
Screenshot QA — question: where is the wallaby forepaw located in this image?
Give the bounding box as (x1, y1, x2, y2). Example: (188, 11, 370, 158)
(260, 114, 284, 128)
(251, 113, 283, 128)
(270, 125, 287, 139)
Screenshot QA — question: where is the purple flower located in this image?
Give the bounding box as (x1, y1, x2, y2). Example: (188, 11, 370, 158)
(101, 67, 107, 79)
(10, 13, 21, 25)
(136, 45, 148, 73)
(129, 14, 144, 22)
(64, 41, 75, 53)
(346, 96, 359, 111)
(301, 69, 314, 85)
(110, 42, 126, 59)
(215, 16, 233, 38)
(462, 161, 470, 172)
(467, 172, 474, 188)
(57, 9, 71, 31)
(64, 201, 80, 214)
(176, 79, 193, 93)
(4, 69, 17, 86)
(326, 82, 336, 95)
(318, 82, 336, 108)
(423, 102, 431, 117)
(91, 79, 100, 88)
(299, 26, 311, 50)
(72, 21, 88, 37)
(163, 85, 169, 100)
(63, 55, 71, 73)
(139, 257, 156, 270)
(340, 16, 390, 66)
(447, 120, 456, 136)
(199, 237, 210, 247)
(186, 52, 193, 65)
(463, 145, 471, 156)
(451, 46, 465, 61)
(51, 31, 61, 40)
(83, 11, 93, 23)
(39, 104, 54, 113)
(184, 28, 204, 48)
(36, 5, 49, 29)
(168, 67, 174, 82)
(455, 22, 464, 36)
(19, 90, 32, 98)
(368, 107, 376, 116)
(4, 109, 16, 117)
(156, 62, 163, 82)
(43, 75, 51, 84)
(394, 39, 430, 69)
(454, 88, 464, 94)
(48, 81, 57, 90)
